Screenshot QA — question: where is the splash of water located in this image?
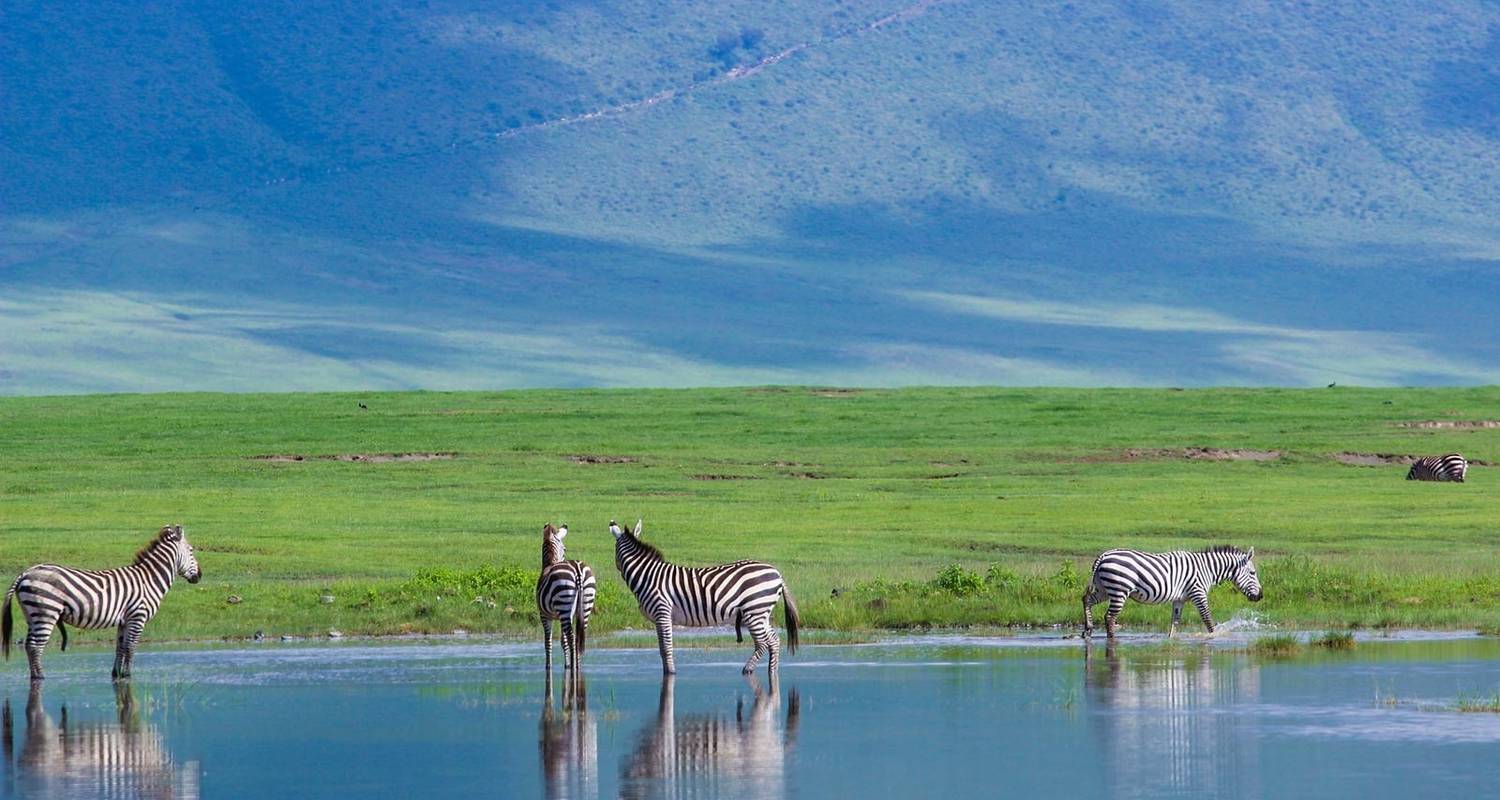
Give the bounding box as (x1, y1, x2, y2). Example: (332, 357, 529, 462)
(1214, 609, 1273, 633)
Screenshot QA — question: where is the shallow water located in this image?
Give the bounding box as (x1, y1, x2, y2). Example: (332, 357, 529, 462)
(4, 633, 1500, 798)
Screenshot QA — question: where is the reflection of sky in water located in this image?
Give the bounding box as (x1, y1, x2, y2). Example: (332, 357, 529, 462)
(2, 636, 1499, 798)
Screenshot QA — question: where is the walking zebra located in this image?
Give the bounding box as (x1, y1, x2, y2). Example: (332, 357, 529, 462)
(1082, 546, 1261, 640)
(2, 525, 201, 680)
(536, 524, 597, 671)
(610, 519, 799, 676)
(1406, 453, 1468, 482)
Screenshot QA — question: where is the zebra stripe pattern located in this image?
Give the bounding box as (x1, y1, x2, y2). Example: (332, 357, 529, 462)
(1406, 453, 1468, 482)
(1082, 546, 1261, 639)
(610, 519, 800, 677)
(2, 525, 202, 680)
(536, 524, 597, 671)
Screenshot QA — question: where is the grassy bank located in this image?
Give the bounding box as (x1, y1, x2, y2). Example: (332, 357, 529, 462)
(1, 386, 1498, 644)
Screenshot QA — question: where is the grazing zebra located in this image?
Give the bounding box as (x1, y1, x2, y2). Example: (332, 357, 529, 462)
(2, 525, 202, 680)
(536, 524, 597, 671)
(1082, 546, 1262, 640)
(610, 519, 800, 676)
(1406, 453, 1468, 482)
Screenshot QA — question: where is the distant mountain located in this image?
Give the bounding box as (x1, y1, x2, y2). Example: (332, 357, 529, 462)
(3, 0, 1499, 393)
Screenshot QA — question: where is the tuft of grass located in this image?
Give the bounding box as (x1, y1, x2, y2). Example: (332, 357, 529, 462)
(1454, 692, 1500, 713)
(1312, 631, 1356, 650)
(1250, 634, 1303, 658)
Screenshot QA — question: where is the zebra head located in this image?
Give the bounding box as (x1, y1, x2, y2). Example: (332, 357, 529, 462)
(1231, 547, 1260, 602)
(164, 525, 201, 584)
(609, 519, 643, 539)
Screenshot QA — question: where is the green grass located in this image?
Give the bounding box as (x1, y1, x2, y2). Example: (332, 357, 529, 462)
(1, 386, 1498, 644)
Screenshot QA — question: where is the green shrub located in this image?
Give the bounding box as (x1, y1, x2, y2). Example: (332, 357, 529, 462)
(932, 565, 987, 596)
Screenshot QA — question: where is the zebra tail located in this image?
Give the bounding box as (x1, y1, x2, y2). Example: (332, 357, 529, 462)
(735, 609, 743, 643)
(570, 583, 585, 657)
(782, 583, 800, 656)
(58, 622, 67, 653)
(1, 579, 13, 661)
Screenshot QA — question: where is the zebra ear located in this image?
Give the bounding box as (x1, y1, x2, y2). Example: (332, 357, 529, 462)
(633, 519, 643, 536)
(1246, 547, 1255, 560)
(162, 525, 181, 541)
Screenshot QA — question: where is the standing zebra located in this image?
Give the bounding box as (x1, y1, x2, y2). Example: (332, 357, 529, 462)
(610, 519, 799, 677)
(536, 524, 597, 671)
(3, 525, 202, 680)
(1406, 453, 1468, 482)
(1083, 546, 1261, 640)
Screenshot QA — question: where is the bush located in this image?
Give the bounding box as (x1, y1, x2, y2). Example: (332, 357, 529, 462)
(932, 565, 986, 596)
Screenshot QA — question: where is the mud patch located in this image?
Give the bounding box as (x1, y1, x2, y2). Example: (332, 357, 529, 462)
(250, 452, 455, 463)
(1394, 420, 1500, 430)
(926, 473, 964, 480)
(1335, 452, 1491, 467)
(811, 388, 862, 397)
(783, 471, 827, 479)
(690, 474, 762, 481)
(567, 454, 637, 464)
(1085, 447, 1281, 463)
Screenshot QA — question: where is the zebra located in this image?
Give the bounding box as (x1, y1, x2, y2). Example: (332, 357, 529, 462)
(1082, 546, 1261, 640)
(3, 524, 202, 680)
(610, 519, 800, 676)
(1406, 453, 1468, 482)
(536, 523, 597, 671)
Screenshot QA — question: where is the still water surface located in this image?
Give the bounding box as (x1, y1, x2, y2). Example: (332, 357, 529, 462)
(3, 633, 1500, 798)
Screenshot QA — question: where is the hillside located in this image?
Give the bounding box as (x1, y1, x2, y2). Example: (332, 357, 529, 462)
(4, 1, 1500, 392)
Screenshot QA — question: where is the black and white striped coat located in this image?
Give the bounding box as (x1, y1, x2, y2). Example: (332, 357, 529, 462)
(536, 524, 596, 671)
(610, 519, 800, 676)
(1083, 546, 1261, 639)
(1406, 454, 1468, 482)
(3, 525, 202, 680)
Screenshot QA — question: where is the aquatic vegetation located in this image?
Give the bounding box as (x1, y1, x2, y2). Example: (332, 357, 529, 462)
(1250, 634, 1302, 658)
(1313, 631, 1356, 650)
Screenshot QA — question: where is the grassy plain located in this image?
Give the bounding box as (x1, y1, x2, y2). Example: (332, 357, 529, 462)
(1, 386, 1498, 646)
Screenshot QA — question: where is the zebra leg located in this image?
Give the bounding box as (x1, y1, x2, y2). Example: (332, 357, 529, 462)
(24, 613, 57, 681)
(114, 617, 147, 679)
(560, 619, 575, 671)
(1104, 595, 1126, 640)
(1192, 591, 1216, 635)
(542, 618, 554, 671)
(1169, 602, 1184, 638)
(742, 613, 775, 676)
(654, 615, 677, 675)
(1082, 584, 1099, 638)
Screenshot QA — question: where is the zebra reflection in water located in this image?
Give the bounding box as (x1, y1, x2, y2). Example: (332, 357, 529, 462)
(619, 676, 801, 799)
(539, 671, 598, 800)
(2, 682, 200, 799)
(1085, 644, 1260, 799)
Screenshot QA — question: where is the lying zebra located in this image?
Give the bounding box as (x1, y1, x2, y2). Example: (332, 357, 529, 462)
(1407, 453, 1467, 482)
(3, 525, 202, 680)
(611, 519, 800, 676)
(1083, 545, 1261, 640)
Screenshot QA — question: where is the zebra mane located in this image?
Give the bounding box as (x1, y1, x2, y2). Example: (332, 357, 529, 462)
(133, 528, 176, 565)
(1202, 545, 1247, 557)
(626, 532, 668, 562)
